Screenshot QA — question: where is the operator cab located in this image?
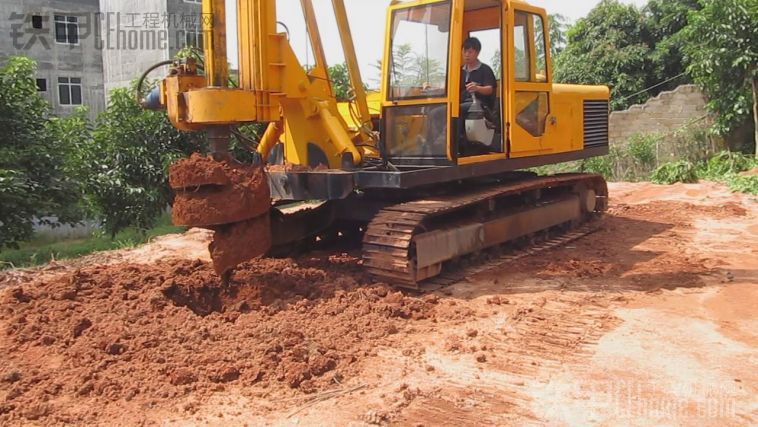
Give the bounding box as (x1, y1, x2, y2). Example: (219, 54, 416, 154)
(381, 0, 552, 167)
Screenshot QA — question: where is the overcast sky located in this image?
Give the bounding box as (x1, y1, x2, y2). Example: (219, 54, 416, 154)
(224, 0, 648, 85)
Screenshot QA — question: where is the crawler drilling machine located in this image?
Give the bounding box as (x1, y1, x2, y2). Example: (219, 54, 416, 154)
(143, 0, 610, 288)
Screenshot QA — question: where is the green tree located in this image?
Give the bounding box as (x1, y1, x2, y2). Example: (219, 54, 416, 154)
(388, 44, 417, 86)
(328, 62, 372, 102)
(328, 63, 352, 102)
(0, 56, 81, 248)
(554, 0, 652, 110)
(548, 14, 570, 59)
(684, 0, 757, 147)
(554, 0, 702, 110)
(78, 87, 206, 237)
(643, 0, 701, 91)
(490, 50, 501, 77)
(412, 55, 445, 87)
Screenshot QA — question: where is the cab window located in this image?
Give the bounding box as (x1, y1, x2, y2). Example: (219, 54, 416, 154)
(513, 11, 549, 83)
(388, 1, 452, 100)
(532, 14, 548, 83)
(513, 12, 530, 82)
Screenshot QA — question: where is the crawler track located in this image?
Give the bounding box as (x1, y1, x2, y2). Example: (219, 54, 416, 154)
(362, 174, 608, 288)
(418, 222, 602, 291)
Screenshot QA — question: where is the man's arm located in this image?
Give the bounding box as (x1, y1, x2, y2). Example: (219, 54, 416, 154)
(466, 64, 497, 96)
(466, 81, 494, 96)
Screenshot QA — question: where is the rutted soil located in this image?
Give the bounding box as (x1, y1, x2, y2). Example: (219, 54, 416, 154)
(0, 181, 756, 425)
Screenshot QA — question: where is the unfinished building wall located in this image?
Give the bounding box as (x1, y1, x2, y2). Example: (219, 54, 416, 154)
(99, 0, 201, 98)
(0, 0, 105, 120)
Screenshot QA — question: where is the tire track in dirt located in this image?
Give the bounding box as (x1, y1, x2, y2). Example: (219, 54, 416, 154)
(388, 293, 621, 425)
(382, 196, 745, 424)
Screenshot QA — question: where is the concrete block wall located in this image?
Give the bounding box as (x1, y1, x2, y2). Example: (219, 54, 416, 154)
(609, 85, 708, 145)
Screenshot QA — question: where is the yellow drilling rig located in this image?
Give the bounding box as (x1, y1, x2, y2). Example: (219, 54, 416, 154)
(142, 0, 610, 288)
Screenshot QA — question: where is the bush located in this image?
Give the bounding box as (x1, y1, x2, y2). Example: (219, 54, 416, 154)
(697, 151, 757, 179)
(650, 160, 699, 184)
(627, 133, 658, 168)
(581, 145, 623, 178)
(0, 56, 82, 248)
(725, 175, 758, 195)
(581, 155, 614, 177)
(651, 151, 757, 194)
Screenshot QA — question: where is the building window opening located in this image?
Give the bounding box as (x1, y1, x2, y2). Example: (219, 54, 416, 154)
(32, 15, 43, 29)
(183, 29, 204, 49)
(58, 77, 82, 105)
(54, 15, 79, 45)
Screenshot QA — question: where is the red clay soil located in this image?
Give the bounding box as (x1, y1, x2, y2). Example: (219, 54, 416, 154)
(170, 154, 273, 274)
(169, 154, 230, 189)
(0, 182, 754, 425)
(0, 255, 437, 425)
(208, 214, 272, 275)
(170, 154, 271, 228)
(266, 163, 311, 173)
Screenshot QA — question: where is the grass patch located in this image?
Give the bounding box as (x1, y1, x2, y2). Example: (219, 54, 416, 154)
(650, 160, 700, 185)
(724, 174, 758, 195)
(0, 214, 185, 270)
(650, 151, 757, 193)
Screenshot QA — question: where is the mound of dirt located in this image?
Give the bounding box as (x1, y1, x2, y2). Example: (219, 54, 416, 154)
(0, 255, 437, 425)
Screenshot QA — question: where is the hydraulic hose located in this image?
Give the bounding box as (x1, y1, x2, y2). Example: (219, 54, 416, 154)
(135, 59, 175, 105)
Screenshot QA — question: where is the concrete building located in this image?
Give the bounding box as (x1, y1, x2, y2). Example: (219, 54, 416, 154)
(0, 0, 106, 120)
(0, 0, 201, 119)
(99, 0, 203, 96)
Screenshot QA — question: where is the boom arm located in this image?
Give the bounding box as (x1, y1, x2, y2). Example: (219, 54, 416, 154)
(331, 0, 372, 135)
(157, 0, 378, 168)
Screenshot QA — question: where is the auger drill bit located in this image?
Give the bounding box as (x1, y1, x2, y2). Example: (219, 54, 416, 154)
(169, 152, 272, 278)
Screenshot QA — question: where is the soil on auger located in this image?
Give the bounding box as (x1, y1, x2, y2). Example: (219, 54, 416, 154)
(170, 154, 272, 275)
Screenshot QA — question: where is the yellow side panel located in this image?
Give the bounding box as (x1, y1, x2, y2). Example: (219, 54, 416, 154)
(549, 83, 610, 153)
(184, 88, 259, 124)
(510, 83, 609, 158)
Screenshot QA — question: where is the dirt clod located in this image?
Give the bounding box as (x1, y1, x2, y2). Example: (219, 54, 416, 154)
(210, 367, 240, 384)
(170, 154, 270, 228)
(72, 318, 92, 338)
(2, 372, 21, 384)
(10, 288, 31, 303)
(170, 369, 198, 386)
(169, 154, 273, 276)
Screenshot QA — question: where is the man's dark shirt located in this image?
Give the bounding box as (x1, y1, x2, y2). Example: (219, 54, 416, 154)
(460, 61, 497, 108)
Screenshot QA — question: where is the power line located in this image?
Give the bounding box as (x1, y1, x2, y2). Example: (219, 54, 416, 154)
(620, 72, 688, 103)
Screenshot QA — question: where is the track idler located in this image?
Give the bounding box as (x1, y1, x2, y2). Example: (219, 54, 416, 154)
(169, 153, 272, 276)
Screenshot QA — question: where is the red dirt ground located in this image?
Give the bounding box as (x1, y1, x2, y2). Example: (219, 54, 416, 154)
(0, 181, 755, 425)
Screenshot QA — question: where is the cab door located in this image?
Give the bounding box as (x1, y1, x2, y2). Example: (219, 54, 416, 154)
(507, 6, 552, 157)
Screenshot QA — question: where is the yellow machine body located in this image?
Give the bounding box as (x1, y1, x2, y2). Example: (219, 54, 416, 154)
(158, 0, 612, 285)
(159, 0, 609, 173)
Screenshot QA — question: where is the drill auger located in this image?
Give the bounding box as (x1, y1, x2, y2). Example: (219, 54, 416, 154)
(169, 154, 272, 276)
